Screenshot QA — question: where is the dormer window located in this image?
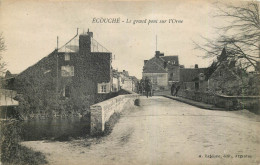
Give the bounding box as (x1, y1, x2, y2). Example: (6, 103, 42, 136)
(65, 54, 70, 61)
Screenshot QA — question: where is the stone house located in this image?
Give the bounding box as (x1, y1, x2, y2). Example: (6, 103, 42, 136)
(142, 50, 180, 90)
(208, 60, 251, 96)
(11, 29, 114, 116)
(179, 64, 209, 91)
(207, 47, 257, 96)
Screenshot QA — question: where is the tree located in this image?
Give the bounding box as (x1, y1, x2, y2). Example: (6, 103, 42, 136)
(0, 32, 6, 76)
(194, 1, 260, 72)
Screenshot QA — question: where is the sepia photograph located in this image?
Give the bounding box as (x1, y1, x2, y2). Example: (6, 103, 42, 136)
(0, 0, 259, 164)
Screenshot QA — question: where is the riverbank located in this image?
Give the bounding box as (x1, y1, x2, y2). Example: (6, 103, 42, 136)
(0, 120, 47, 165)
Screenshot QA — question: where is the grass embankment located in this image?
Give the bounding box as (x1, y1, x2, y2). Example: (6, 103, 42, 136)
(0, 119, 47, 165)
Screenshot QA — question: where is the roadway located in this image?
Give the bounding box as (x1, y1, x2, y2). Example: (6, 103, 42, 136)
(23, 96, 260, 165)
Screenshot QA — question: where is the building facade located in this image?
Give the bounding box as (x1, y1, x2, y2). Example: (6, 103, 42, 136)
(142, 51, 180, 90)
(179, 64, 209, 91)
(12, 30, 114, 116)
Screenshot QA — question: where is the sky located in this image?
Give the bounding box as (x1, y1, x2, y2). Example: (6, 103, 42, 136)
(0, 0, 242, 79)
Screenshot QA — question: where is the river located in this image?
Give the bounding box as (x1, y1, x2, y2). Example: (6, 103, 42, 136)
(20, 116, 90, 141)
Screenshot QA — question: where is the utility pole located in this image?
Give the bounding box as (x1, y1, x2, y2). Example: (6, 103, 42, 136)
(56, 36, 59, 99)
(156, 35, 157, 51)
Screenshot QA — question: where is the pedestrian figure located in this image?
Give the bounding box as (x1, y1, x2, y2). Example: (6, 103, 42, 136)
(149, 82, 153, 97)
(174, 85, 180, 96)
(144, 77, 151, 98)
(171, 83, 176, 96)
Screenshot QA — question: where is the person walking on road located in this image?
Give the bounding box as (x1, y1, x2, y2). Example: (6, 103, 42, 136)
(174, 85, 180, 96)
(144, 77, 151, 98)
(171, 83, 176, 96)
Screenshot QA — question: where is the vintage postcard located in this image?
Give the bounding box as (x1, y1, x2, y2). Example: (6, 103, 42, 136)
(0, 0, 259, 165)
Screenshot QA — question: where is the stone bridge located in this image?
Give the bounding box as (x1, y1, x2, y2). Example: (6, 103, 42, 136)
(90, 90, 139, 135)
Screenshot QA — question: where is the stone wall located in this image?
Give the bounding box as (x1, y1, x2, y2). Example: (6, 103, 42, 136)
(178, 89, 260, 113)
(90, 93, 139, 135)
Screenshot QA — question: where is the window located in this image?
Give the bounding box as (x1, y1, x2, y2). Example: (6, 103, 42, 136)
(101, 85, 106, 93)
(98, 83, 110, 93)
(169, 73, 173, 81)
(61, 65, 74, 77)
(152, 76, 157, 85)
(65, 86, 70, 97)
(65, 54, 70, 61)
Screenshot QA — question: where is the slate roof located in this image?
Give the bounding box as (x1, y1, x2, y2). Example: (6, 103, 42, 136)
(143, 57, 167, 73)
(143, 55, 179, 73)
(180, 68, 209, 82)
(161, 56, 179, 65)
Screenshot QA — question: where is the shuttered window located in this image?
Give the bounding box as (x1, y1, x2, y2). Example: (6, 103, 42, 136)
(98, 83, 110, 93)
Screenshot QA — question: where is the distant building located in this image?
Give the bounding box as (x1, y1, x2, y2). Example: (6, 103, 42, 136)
(112, 69, 120, 92)
(142, 51, 180, 90)
(118, 70, 138, 92)
(130, 76, 139, 93)
(179, 64, 209, 91)
(11, 29, 114, 115)
(207, 48, 259, 96)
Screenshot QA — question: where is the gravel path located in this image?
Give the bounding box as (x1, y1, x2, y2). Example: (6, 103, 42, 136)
(22, 96, 260, 165)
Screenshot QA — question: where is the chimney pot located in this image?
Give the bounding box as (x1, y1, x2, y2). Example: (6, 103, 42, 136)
(155, 51, 160, 58)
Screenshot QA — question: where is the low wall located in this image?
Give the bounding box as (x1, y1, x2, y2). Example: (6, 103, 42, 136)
(178, 89, 260, 113)
(90, 92, 139, 135)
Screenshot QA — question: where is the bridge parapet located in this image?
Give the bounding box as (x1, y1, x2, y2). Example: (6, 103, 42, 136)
(90, 93, 139, 135)
(178, 89, 260, 112)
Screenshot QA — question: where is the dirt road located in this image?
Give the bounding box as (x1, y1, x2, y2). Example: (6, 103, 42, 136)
(22, 96, 260, 165)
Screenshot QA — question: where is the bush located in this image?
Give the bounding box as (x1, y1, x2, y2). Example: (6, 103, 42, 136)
(0, 120, 47, 165)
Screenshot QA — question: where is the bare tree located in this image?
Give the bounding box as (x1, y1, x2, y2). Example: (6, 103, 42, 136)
(194, 1, 260, 71)
(0, 32, 6, 76)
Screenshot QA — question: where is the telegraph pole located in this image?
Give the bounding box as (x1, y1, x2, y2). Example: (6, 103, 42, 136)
(156, 35, 157, 51)
(56, 36, 59, 99)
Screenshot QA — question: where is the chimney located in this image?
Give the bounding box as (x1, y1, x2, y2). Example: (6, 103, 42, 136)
(79, 29, 93, 55)
(195, 64, 198, 68)
(87, 28, 93, 38)
(144, 60, 148, 65)
(155, 51, 160, 58)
